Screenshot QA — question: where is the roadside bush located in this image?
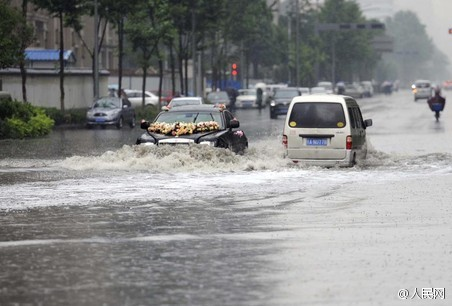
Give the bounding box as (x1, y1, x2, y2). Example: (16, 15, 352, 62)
(0, 99, 55, 139)
(135, 105, 159, 122)
(43, 107, 87, 125)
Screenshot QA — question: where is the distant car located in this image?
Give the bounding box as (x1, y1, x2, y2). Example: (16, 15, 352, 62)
(317, 81, 334, 94)
(310, 87, 327, 95)
(412, 80, 432, 101)
(152, 90, 179, 105)
(136, 105, 248, 154)
(206, 91, 231, 107)
(269, 87, 301, 119)
(86, 96, 136, 129)
(360, 81, 374, 97)
(442, 80, 452, 90)
(166, 97, 204, 109)
(298, 87, 310, 95)
(344, 83, 365, 99)
(235, 89, 259, 108)
(124, 89, 159, 107)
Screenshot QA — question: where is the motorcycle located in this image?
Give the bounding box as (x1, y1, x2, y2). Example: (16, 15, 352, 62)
(429, 102, 444, 122)
(427, 96, 446, 121)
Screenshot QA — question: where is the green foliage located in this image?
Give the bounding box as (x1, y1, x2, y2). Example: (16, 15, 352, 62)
(135, 105, 159, 122)
(42, 107, 87, 125)
(0, 1, 32, 68)
(0, 99, 55, 139)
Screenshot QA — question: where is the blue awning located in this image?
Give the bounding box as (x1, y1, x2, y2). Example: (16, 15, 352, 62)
(25, 49, 76, 63)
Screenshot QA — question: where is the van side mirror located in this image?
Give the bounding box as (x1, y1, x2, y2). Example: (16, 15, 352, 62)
(364, 119, 373, 127)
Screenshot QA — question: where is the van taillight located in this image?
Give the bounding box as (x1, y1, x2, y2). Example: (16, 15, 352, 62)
(282, 135, 288, 149)
(346, 135, 352, 149)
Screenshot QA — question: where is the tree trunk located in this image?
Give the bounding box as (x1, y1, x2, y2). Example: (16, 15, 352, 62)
(169, 41, 176, 95)
(178, 34, 184, 96)
(59, 11, 65, 112)
(118, 18, 124, 93)
(142, 64, 147, 108)
(20, 0, 28, 103)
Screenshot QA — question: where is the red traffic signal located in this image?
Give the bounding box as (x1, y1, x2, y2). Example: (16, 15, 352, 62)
(231, 63, 238, 76)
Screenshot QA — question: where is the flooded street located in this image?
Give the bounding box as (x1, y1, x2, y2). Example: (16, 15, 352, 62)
(1, 90, 451, 305)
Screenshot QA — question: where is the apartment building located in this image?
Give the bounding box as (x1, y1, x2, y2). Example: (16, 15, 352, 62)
(10, 0, 118, 71)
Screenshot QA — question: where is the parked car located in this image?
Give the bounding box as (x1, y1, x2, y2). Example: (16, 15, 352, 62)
(310, 86, 327, 95)
(442, 80, 452, 90)
(152, 90, 179, 105)
(269, 87, 302, 119)
(136, 105, 248, 154)
(206, 91, 231, 107)
(124, 89, 159, 107)
(412, 80, 432, 101)
(298, 87, 310, 95)
(165, 97, 204, 109)
(86, 96, 136, 129)
(344, 83, 365, 99)
(282, 94, 372, 167)
(317, 81, 334, 94)
(235, 89, 259, 108)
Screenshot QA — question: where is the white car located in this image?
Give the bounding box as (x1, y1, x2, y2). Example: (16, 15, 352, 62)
(166, 97, 204, 109)
(235, 89, 259, 108)
(412, 80, 432, 101)
(317, 81, 334, 94)
(124, 89, 159, 107)
(310, 87, 327, 95)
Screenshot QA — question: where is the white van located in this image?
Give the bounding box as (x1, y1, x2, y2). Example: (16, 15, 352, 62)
(282, 95, 372, 167)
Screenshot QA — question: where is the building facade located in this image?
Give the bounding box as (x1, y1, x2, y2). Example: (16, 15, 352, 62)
(11, 0, 118, 71)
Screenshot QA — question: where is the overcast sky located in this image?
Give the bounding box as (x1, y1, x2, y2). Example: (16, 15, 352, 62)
(394, 0, 452, 71)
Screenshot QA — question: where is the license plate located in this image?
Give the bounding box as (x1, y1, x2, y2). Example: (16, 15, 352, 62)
(95, 118, 105, 122)
(306, 138, 327, 146)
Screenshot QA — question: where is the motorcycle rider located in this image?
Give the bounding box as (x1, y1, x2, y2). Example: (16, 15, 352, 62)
(427, 86, 446, 120)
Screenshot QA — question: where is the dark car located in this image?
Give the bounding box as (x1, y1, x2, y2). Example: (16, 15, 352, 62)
(136, 105, 248, 154)
(269, 87, 302, 119)
(86, 96, 136, 129)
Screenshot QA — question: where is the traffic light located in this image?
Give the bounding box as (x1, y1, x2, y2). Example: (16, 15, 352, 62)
(449, 28, 452, 34)
(231, 63, 238, 77)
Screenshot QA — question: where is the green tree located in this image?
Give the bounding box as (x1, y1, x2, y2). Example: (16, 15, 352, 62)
(384, 10, 436, 84)
(125, 0, 175, 107)
(318, 0, 378, 83)
(0, 1, 30, 69)
(18, 0, 35, 103)
(31, 0, 85, 111)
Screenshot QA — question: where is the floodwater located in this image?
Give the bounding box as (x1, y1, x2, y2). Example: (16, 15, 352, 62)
(0, 90, 451, 305)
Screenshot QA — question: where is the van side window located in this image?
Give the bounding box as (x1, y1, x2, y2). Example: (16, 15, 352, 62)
(354, 108, 364, 128)
(289, 102, 346, 128)
(348, 107, 356, 128)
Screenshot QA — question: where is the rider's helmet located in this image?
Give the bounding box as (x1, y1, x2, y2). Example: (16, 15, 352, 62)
(434, 86, 441, 95)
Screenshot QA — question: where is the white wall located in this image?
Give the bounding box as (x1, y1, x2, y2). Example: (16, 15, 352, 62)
(0, 69, 109, 109)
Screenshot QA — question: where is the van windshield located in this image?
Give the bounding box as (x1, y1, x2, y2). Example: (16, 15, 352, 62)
(288, 102, 346, 128)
